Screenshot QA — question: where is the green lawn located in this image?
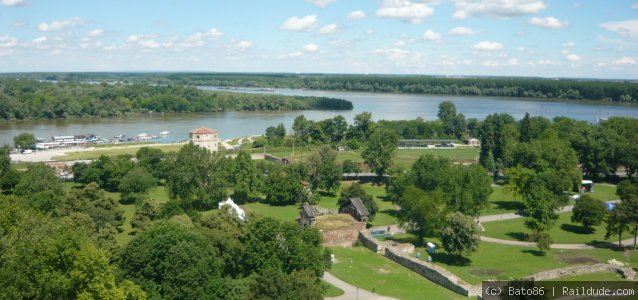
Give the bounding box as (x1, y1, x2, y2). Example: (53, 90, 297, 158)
(241, 202, 301, 223)
(336, 148, 479, 170)
(589, 184, 618, 201)
(482, 212, 611, 244)
(321, 281, 344, 297)
(483, 185, 523, 215)
(424, 241, 631, 285)
(52, 143, 185, 160)
(329, 247, 465, 300)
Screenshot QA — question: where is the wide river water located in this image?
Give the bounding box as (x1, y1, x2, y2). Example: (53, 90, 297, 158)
(1, 86, 638, 145)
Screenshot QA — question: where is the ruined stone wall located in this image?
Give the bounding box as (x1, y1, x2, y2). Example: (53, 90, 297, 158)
(524, 263, 635, 281)
(384, 247, 480, 297)
(358, 230, 386, 253)
(321, 223, 365, 247)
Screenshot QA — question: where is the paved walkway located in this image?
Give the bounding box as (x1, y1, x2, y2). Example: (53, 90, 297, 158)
(477, 200, 621, 224)
(323, 272, 397, 300)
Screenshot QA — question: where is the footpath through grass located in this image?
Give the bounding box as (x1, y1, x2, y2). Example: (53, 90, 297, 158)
(329, 246, 464, 300)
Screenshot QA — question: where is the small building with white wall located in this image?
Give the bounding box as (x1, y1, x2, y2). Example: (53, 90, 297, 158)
(189, 127, 219, 152)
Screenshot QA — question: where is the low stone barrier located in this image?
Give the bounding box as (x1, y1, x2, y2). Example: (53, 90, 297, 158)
(384, 247, 480, 297)
(524, 263, 636, 281)
(358, 231, 386, 253)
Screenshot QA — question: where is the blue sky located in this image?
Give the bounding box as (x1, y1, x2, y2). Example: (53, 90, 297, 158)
(0, 0, 637, 78)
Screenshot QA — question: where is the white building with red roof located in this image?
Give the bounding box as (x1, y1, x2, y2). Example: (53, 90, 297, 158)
(189, 127, 219, 152)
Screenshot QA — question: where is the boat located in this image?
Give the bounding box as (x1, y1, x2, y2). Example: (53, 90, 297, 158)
(159, 131, 170, 135)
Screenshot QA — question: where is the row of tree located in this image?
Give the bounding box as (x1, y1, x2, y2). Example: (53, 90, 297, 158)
(14, 73, 638, 102)
(0, 78, 352, 120)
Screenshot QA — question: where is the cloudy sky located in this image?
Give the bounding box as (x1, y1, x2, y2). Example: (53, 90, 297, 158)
(1, 0, 637, 78)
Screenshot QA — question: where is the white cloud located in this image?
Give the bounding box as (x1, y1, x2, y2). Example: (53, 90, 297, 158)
(473, 41, 503, 50)
(600, 19, 638, 39)
(632, 3, 638, 9)
(318, 24, 340, 35)
(0, 36, 17, 48)
(422, 30, 441, 41)
(236, 40, 253, 50)
(87, 29, 104, 37)
(281, 15, 318, 32)
(305, 0, 336, 8)
(452, 0, 546, 19)
(529, 17, 568, 29)
(566, 54, 581, 61)
(283, 51, 304, 58)
(448, 26, 478, 35)
(38, 17, 84, 32)
(0, 0, 27, 6)
(562, 41, 574, 48)
(613, 56, 637, 65)
(516, 47, 525, 52)
(347, 10, 366, 20)
(507, 57, 519, 65)
(376, 0, 434, 24)
(560, 50, 569, 55)
(373, 47, 424, 63)
(203, 28, 223, 39)
(303, 43, 318, 52)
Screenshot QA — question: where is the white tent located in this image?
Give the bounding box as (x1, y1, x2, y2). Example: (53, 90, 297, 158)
(218, 197, 246, 220)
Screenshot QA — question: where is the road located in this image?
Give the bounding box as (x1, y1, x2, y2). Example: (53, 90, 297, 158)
(323, 272, 397, 300)
(477, 200, 621, 224)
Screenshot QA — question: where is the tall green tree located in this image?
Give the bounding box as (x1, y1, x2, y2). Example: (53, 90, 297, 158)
(571, 195, 607, 230)
(398, 187, 447, 243)
(352, 111, 374, 140)
(14, 163, 64, 198)
(338, 182, 378, 220)
(441, 212, 481, 257)
(606, 202, 631, 249)
(519, 112, 532, 143)
(230, 151, 262, 203)
(361, 128, 399, 178)
(248, 268, 323, 300)
(13, 132, 36, 149)
(306, 146, 341, 191)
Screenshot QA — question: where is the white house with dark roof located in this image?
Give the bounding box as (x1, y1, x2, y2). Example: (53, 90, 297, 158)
(189, 127, 219, 152)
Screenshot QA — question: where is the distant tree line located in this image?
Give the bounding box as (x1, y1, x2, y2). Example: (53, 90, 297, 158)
(0, 78, 352, 120)
(12, 73, 637, 103)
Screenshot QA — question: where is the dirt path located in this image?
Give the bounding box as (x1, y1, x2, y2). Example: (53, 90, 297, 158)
(323, 272, 397, 300)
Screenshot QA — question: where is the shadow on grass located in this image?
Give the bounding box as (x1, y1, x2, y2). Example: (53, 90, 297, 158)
(432, 252, 472, 266)
(381, 209, 398, 218)
(505, 232, 528, 241)
(521, 249, 546, 257)
(492, 200, 524, 212)
(382, 234, 421, 245)
(318, 190, 336, 197)
(560, 223, 595, 235)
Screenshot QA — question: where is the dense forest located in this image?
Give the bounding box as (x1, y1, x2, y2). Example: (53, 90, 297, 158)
(0, 78, 352, 120)
(5, 72, 637, 103)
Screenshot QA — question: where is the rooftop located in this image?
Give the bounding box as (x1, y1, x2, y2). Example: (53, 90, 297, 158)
(315, 214, 358, 230)
(189, 127, 218, 134)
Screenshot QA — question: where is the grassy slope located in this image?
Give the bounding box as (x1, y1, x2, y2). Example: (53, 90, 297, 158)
(322, 281, 345, 297)
(482, 212, 611, 244)
(329, 247, 464, 300)
(52, 143, 184, 160)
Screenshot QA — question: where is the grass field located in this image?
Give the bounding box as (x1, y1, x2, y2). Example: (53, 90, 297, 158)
(322, 281, 344, 297)
(52, 143, 185, 160)
(483, 185, 524, 215)
(379, 232, 635, 285)
(555, 271, 627, 281)
(482, 212, 612, 244)
(329, 246, 465, 300)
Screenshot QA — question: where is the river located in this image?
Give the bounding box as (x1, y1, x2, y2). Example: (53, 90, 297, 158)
(1, 87, 638, 145)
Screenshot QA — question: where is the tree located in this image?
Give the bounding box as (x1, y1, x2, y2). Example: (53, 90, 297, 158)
(14, 163, 64, 198)
(136, 146, 165, 178)
(167, 143, 230, 210)
(446, 164, 493, 216)
(119, 221, 227, 299)
(131, 199, 163, 231)
(606, 202, 631, 248)
(617, 180, 638, 201)
(362, 128, 399, 178)
(0, 145, 10, 178)
(437, 101, 457, 121)
(13, 132, 36, 149)
(264, 170, 304, 205)
(118, 167, 156, 196)
(352, 112, 374, 140)
(230, 151, 262, 203)
(532, 231, 553, 255)
(440, 212, 481, 257)
(341, 159, 361, 174)
(306, 146, 341, 191)
(519, 112, 532, 143)
(265, 123, 286, 143)
(398, 187, 447, 243)
(292, 114, 310, 141)
(63, 182, 124, 230)
(338, 182, 378, 220)
(248, 268, 323, 300)
(571, 195, 607, 230)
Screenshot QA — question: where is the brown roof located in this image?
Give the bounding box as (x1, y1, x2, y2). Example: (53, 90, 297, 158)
(348, 197, 370, 217)
(189, 127, 218, 134)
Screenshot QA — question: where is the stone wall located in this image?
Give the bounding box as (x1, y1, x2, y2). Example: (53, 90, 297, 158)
(358, 230, 386, 253)
(524, 263, 636, 281)
(321, 222, 366, 247)
(384, 247, 480, 297)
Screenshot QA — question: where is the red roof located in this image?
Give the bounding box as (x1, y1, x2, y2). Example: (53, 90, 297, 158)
(189, 127, 218, 134)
